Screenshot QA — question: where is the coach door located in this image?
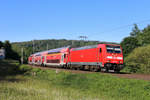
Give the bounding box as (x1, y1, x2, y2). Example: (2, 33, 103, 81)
(44, 56, 46, 64)
(61, 54, 65, 65)
(32, 57, 34, 64)
(41, 56, 44, 65)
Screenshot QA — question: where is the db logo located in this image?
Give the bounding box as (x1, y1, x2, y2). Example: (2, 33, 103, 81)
(113, 57, 117, 59)
(80, 55, 84, 58)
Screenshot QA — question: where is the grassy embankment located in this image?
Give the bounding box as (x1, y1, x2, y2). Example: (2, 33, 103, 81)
(0, 60, 150, 100)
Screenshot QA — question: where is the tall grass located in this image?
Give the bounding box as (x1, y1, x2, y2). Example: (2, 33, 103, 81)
(0, 63, 150, 100)
(0, 75, 101, 100)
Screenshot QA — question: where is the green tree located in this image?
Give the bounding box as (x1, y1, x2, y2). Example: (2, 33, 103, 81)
(4, 40, 12, 59)
(0, 41, 3, 48)
(138, 25, 150, 46)
(130, 24, 141, 37)
(121, 37, 140, 57)
(4, 40, 20, 60)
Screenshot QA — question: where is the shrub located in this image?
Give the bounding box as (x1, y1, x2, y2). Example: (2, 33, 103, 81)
(125, 45, 150, 73)
(19, 65, 32, 72)
(0, 60, 20, 76)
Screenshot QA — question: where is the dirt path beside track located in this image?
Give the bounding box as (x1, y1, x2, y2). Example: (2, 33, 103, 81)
(111, 73, 150, 81)
(30, 65, 150, 81)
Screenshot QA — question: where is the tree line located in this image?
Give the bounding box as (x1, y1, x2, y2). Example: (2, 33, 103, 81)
(121, 24, 150, 57)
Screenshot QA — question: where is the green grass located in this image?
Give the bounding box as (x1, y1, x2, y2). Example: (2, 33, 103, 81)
(0, 75, 101, 100)
(0, 61, 150, 100)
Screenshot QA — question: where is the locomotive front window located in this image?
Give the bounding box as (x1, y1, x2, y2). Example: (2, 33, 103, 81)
(114, 47, 121, 53)
(106, 47, 113, 53)
(106, 45, 121, 53)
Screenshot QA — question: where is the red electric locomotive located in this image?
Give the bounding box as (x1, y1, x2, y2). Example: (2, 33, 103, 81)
(68, 44, 123, 72)
(28, 44, 124, 72)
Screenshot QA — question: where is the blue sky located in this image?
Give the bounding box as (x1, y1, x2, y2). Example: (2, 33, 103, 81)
(0, 0, 150, 43)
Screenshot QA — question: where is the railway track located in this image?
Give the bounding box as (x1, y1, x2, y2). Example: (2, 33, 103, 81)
(30, 65, 93, 74)
(30, 65, 150, 81)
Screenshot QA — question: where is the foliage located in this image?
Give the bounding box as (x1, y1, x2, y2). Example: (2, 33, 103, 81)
(130, 24, 141, 37)
(19, 65, 32, 73)
(0, 40, 20, 60)
(137, 25, 150, 46)
(121, 24, 150, 73)
(121, 24, 150, 57)
(0, 60, 20, 76)
(121, 37, 140, 57)
(0, 41, 4, 48)
(125, 45, 150, 73)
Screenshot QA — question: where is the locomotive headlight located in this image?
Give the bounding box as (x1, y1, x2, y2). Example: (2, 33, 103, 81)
(107, 56, 112, 59)
(119, 61, 123, 63)
(107, 60, 111, 63)
(117, 57, 123, 60)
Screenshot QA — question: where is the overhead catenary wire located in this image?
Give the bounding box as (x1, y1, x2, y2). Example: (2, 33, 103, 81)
(31, 19, 150, 42)
(79, 19, 150, 42)
(98, 19, 150, 34)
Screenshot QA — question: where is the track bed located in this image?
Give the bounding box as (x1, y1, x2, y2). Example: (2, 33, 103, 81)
(30, 65, 150, 81)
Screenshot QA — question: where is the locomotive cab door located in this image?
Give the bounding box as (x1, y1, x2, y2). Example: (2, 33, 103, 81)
(99, 48, 102, 61)
(99, 48, 103, 67)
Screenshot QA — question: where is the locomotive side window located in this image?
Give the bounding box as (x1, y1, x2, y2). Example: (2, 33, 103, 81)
(99, 48, 102, 52)
(114, 47, 121, 53)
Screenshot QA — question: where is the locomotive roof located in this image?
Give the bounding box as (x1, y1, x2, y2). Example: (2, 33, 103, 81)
(34, 52, 43, 56)
(71, 44, 121, 51)
(72, 45, 97, 51)
(34, 50, 48, 56)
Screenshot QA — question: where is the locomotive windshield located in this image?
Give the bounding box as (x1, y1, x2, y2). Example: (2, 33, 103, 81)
(106, 45, 121, 53)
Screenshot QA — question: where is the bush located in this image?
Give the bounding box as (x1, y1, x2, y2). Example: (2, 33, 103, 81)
(0, 60, 20, 76)
(19, 65, 32, 72)
(125, 45, 150, 73)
